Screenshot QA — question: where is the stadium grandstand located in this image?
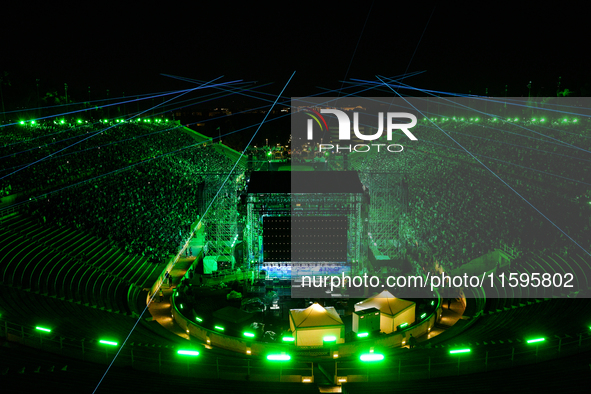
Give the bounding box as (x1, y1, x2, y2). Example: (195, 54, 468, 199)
(1, 93, 591, 394)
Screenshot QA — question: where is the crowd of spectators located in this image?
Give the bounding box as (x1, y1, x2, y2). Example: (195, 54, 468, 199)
(354, 117, 591, 273)
(0, 119, 190, 198)
(2, 119, 245, 262)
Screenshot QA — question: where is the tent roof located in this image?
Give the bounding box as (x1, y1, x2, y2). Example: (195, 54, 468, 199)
(355, 290, 415, 316)
(290, 303, 343, 328)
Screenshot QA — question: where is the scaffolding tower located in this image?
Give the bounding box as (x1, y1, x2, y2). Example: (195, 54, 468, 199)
(359, 172, 407, 259)
(204, 174, 239, 258)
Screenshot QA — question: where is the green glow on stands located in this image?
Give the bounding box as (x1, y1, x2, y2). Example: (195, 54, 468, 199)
(450, 348, 471, 354)
(267, 354, 291, 361)
(214, 326, 225, 331)
(36, 326, 51, 333)
(357, 332, 369, 338)
(243, 332, 255, 338)
(323, 336, 337, 342)
(99, 340, 118, 346)
(282, 336, 295, 342)
(360, 353, 384, 362)
(399, 323, 408, 328)
(177, 350, 199, 356)
(527, 338, 545, 344)
(195, 317, 203, 322)
(420, 313, 427, 319)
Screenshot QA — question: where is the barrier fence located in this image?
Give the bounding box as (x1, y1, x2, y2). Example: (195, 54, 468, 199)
(3, 318, 590, 383)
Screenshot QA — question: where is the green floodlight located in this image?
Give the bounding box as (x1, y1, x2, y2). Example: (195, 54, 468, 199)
(35, 326, 51, 333)
(514, 118, 519, 122)
(431, 301, 434, 306)
(180, 304, 183, 309)
(77, 119, 82, 124)
(449, 348, 471, 354)
(562, 118, 568, 122)
(195, 317, 203, 322)
(492, 118, 497, 121)
(166, 119, 169, 122)
(420, 313, 427, 319)
(19, 121, 25, 125)
(469, 118, 473, 121)
(267, 151, 272, 156)
(573, 119, 578, 123)
(282, 336, 295, 342)
(60, 119, 65, 124)
(243, 332, 255, 338)
(323, 335, 337, 342)
(267, 354, 291, 361)
(360, 353, 385, 362)
(475, 117, 479, 122)
(460, 117, 465, 121)
(357, 332, 369, 338)
(99, 340, 118, 346)
(399, 323, 408, 329)
(31, 120, 36, 125)
(526, 338, 545, 344)
(178, 350, 200, 356)
(540, 118, 546, 122)
(214, 325, 225, 331)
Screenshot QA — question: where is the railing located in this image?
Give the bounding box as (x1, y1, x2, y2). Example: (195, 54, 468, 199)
(3, 317, 590, 383)
(0, 319, 313, 382)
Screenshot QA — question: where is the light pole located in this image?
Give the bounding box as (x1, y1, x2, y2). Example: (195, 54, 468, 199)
(36, 79, 40, 118)
(64, 83, 68, 114)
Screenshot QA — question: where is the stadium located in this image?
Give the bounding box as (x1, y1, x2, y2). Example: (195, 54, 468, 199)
(1, 92, 591, 393)
(1, 3, 591, 393)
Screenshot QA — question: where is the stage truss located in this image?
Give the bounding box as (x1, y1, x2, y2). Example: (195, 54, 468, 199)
(358, 171, 407, 259)
(246, 192, 367, 274)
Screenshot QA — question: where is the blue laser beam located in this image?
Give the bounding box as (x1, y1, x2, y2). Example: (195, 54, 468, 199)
(91, 71, 295, 393)
(376, 75, 591, 259)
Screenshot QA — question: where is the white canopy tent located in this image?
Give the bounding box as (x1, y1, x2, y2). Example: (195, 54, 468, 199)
(354, 290, 415, 334)
(289, 303, 345, 346)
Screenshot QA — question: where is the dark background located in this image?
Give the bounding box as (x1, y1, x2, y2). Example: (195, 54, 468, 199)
(2, 1, 589, 103)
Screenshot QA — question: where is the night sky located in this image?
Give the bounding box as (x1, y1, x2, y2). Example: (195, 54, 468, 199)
(2, 2, 590, 107)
